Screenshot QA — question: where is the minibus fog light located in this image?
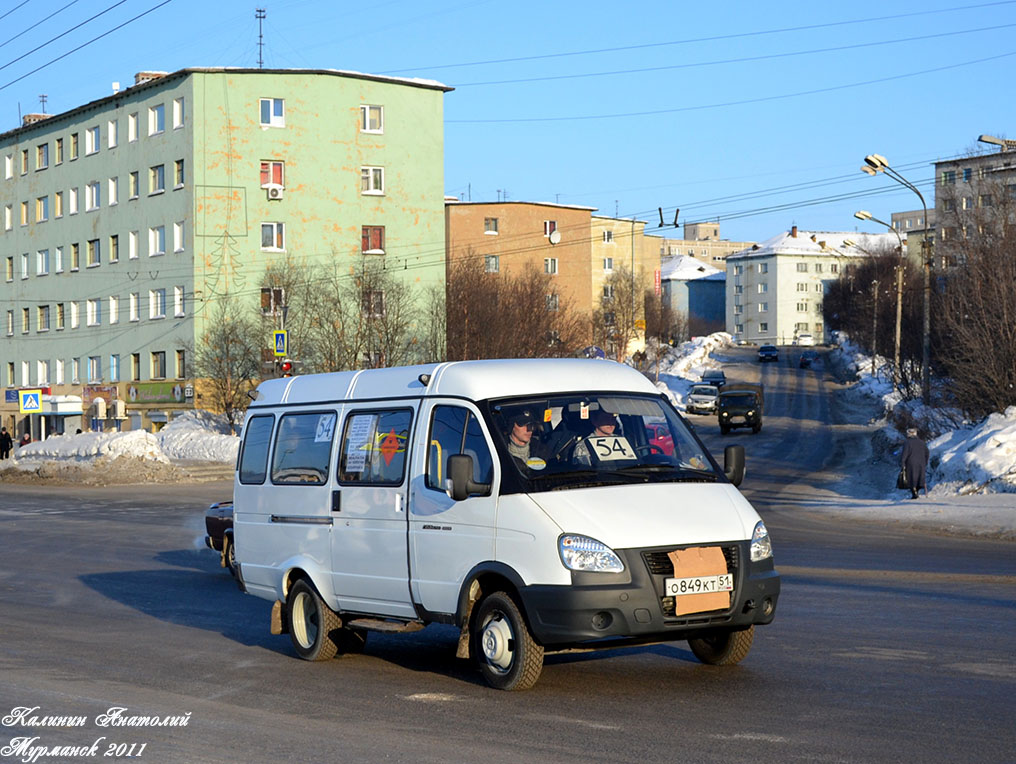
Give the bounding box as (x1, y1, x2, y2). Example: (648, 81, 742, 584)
(750, 521, 773, 562)
(559, 535, 624, 573)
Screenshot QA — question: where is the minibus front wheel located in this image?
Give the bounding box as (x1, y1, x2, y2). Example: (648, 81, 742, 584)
(472, 591, 544, 691)
(287, 579, 341, 661)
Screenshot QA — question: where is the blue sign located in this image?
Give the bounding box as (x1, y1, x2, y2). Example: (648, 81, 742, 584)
(19, 390, 42, 413)
(273, 330, 288, 357)
(5, 390, 17, 403)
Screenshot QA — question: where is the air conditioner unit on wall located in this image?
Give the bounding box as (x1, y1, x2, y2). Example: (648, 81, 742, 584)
(265, 184, 284, 200)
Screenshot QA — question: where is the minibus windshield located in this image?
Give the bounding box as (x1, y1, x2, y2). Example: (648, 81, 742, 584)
(488, 393, 722, 492)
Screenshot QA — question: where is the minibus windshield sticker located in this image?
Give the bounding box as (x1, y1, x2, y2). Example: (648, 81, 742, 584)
(379, 429, 402, 466)
(586, 435, 636, 461)
(315, 413, 336, 443)
(345, 414, 375, 472)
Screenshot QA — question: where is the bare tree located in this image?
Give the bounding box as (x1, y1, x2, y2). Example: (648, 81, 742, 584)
(593, 264, 647, 362)
(446, 256, 584, 360)
(190, 297, 263, 434)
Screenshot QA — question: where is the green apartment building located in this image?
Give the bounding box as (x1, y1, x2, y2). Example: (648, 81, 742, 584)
(1, 68, 449, 437)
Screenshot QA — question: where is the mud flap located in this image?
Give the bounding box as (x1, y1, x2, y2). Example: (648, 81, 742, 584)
(270, 600, 288, 635)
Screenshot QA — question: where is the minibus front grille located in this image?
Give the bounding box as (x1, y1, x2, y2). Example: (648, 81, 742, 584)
(640, 545, 740, 619)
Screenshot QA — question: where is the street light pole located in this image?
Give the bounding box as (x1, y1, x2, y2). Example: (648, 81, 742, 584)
(854, 211, 905, 393)
(861, 155, 932, 403)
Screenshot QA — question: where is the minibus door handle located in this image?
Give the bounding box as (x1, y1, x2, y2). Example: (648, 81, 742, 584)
(331, 490, 341, 512)
(395, 494, 404, 513)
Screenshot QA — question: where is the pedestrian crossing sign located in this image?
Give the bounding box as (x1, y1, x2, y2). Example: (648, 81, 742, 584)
(274, 330, 288, 357)
(19, 389, 42, 414)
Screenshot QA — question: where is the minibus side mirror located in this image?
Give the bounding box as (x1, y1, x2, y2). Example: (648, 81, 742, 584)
(447, 454, 490, 501)
(724, 445, 745, 487)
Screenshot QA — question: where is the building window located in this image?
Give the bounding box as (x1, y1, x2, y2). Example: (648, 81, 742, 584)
(4, 153, 11, 178)
(259, 98, 285, 127)
(110, 354, 120, 383)
(36, 249, 49, 275)
(5, 310, 12, 335)
(603, 284, 615, 300)
(980, 194, 994, 208)
(734, 284, 743, 294)
(758, 302, 768, 312)
(70, 301, 80, 329)
(361, 225, 384, 254)
(175, 349, 186, 379)
(56, 303, 64, 330)
(107, 119, 118, 148)
(173, 97, 185, 128)
(174, 285, 185, 317)
(484, 255, 500, 273)
(546, 293, 559, 311)
(70, 243, 80, 271)
(603, 257, 613, 271)
(129, 171, 139, 199)
(4, 204, 10, 230)
(814, 263, 823, 273)
(5, 255, 13, 281)
(71, 358, 80, 384)
(797, 302, 809, 312)
(261, 222, 285, 251)
(87, 239, 100, 267)
(21, 307, 29, 333)
(37, 305, 50, 332)
(109, 295, 119, 324)
(962, 167, 972, 182)
(37, 360, 50, 384)
(361, 290, 386, 319)
(128, 113, 138, 142)
(544, 257, 558, 275)
(174, 159, 184, 188)
(85, 125, 100, 155)
(54, 191, 63, 218)
(543, 220, 557, 237)
(360, 104, 383, 133)
(20, 252, 28, 278)
(86, 181, 100, 210)
(148, 104, 165, 135)
(129, 293, 139, 321)
(108, 177, 119, 205)
(260, 160, 284, 187)
(603, 311, 616, 326)
(260, 287, 285, 315)
(941, 170, 956, 185)
(55, 359, 64, 384)
(149, 226, 166, 256)
(20, 148, 28, 173)
(173, 221, 185, 252)
(796, 262, 808, 272)
(69, 187, 78, 214)
(151, 351, 166, 379)
(109, 235, 119, 263)
(86, 298, 101, 326)
(759, 323, 769, 332)
(36, 143, 49, 170)
(149, 288, 166, 319)
(484, 217, 499, 234)
(69, 133, 79, 160)
(130, 353, 140, 381)
(149, 164, 165, 194)
(733, 304, 743, 315)
(734, 265, 743, 275)
(757, 282, 768, 293)
(603, 230, 613, 242)
(20, 201, 28, 225)
(360, 166, 384, 195)
(797, 283, 808, 292)
(759, 263, 768, 274)
(830, 264, 839, 274)
(129, 231, 139, 259)
(36, 196, 49, 222)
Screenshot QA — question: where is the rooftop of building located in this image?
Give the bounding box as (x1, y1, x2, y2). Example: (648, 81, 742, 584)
(728, 227, 897, 259)
(447, 200, 599, 212)
(660, 255, 725, 282)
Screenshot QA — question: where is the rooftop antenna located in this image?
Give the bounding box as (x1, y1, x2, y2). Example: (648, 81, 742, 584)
(256, 8, 266, 69)
(39, 94, 47, 113)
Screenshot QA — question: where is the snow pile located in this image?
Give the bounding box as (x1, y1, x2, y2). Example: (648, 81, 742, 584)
(929, 407, 1016, 494)
(653, 332, 733, 409)
(829, 333, 1016, 494)
(156, 410, 240, 463)
(9, 410, 239, 469)
(14, 429, 169, 463)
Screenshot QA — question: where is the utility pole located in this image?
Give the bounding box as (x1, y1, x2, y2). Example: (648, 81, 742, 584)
(39, 94, 47, 113)
(256, 8, 266, 69)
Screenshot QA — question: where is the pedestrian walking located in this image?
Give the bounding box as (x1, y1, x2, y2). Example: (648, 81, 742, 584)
(901, 427, 930, 500)
(0, 427, 12, 459)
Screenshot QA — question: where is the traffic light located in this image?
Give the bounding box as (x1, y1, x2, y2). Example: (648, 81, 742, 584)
(280, 359, 294, 377)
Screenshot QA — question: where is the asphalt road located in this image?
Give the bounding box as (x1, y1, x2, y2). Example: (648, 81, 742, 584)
(1, 348, 1013, 764)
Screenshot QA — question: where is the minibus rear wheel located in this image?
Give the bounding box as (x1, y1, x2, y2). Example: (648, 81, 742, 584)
(287, 579, 340, 661)
(688, 625, 754, 665)
(472, 591, 543, 691)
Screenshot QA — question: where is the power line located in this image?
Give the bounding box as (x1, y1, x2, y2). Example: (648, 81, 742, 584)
(446, 49, 1016, 123)
(380, 0, 1016, 74)
(452, 22, 1016, 87)
(0, 0, 81, 53)
(0, 0, 32, 24)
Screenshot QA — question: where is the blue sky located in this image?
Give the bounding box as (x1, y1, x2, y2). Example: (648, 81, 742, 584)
(4, 0, 1014, 243)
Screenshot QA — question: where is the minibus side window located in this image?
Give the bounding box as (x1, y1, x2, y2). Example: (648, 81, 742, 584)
(426, 406, 493, 492)
(337, 409, 412, 485)
(270, 412, 336, 485)
(238, 415, 275, 484)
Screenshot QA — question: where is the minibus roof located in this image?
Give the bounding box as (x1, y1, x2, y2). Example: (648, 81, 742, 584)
(252, 358, 659, 407)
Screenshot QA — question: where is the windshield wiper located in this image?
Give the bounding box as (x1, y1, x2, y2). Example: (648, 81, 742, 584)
(615, 464, 719, 481)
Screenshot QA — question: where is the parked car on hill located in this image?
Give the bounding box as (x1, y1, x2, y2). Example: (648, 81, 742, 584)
(794, 333, 816, 346)
(204, 501, 237, 577)
(757, 345, 779, 362)
(686, 384, 720, 415)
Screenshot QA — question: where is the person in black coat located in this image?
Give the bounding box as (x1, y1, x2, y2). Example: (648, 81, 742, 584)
(0, 427, 11, 459)
(901, 427, 930, 500)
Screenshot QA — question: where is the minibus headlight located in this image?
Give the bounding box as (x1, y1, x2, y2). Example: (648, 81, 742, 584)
(559, 535, 624, 573)
(750, 521, 773, 562)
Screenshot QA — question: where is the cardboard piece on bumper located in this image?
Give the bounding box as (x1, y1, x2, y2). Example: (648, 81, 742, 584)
(667, 546, 730, 616)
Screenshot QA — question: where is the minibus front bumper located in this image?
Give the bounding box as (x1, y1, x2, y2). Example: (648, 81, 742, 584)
(518, 544, 780, 647)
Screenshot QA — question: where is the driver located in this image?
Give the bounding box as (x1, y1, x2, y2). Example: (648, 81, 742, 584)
(571, 409, 619, 466)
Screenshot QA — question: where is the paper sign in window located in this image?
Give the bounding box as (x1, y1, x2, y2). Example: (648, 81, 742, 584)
(344, 414, 375, 472)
